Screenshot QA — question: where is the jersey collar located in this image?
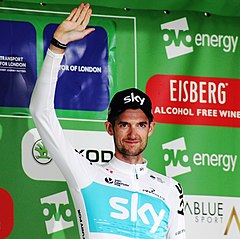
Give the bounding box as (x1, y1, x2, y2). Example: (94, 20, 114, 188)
(109, 156, 148, 176)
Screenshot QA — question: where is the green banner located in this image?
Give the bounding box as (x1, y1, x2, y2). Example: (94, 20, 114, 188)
(0, 6, 239, 239)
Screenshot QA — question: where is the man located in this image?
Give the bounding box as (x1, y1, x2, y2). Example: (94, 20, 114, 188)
(30, 3, 186, 239)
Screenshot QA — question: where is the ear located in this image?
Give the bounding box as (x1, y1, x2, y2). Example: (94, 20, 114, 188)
(148, 121, 155, 137)
(105, 121, 114, 136)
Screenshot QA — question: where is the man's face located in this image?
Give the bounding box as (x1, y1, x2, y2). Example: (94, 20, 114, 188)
(105, 109, 155, 162)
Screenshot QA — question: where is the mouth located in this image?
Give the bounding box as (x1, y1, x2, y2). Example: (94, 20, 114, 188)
(124, 139, 139, 145)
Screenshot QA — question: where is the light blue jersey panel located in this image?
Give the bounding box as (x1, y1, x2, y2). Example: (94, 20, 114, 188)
(81, 182, 170, 239)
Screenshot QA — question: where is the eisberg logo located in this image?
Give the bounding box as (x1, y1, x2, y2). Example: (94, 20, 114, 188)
(162, 137, 191, 177)
(161, 17, 239, 59)
(109, 193, 166, 233)
(40, 191, 74, 234)
(161, 17, 193, 59)
(162, 137, 238, 177)
(124, 92, 145, 105)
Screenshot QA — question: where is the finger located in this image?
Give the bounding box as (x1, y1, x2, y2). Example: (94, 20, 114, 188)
(72, 4, 84, 22)
(81, 27, 95, 38)
(71, 3, 84, 22)
(76, 3, 90, 25)
(66, 7, 77, 21)
(81, 8, 92, 29)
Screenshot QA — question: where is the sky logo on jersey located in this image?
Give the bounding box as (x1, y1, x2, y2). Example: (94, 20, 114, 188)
(40, 191, 74, 234)
(161, 17, 193, 59)
(110, 193, 166, 233)
(162, 137, 191, 177)
(82, 182, 169, 239)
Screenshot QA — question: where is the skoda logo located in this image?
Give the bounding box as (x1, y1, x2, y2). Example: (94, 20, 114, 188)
(32, 139, 52, 164)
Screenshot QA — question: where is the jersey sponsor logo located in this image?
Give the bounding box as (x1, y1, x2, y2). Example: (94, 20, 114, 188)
(175, 229, 186, 236)
(150, 175, 165, 183)
(40, 191, 74, 234)
(105, 177, 114, 184)
(160, 17, 239, 59)
(175, 183, 184, 215)
(142, 187, 165, 201)
(110, 193, 165, 233)
(105, 177, 130, 187)
(124, 92, 145, 105)
(77, 209, 86, 239)
(82, 182, 169, 238)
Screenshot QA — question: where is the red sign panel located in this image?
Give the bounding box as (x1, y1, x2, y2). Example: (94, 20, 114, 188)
(0, 188, 14, 239)
(146, 75, 240, 127)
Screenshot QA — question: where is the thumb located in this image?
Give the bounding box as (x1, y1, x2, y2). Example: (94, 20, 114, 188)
(82, 27, 95, 38)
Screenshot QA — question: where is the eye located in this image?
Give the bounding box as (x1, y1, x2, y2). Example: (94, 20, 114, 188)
(139, 122, 147, 128)
(119, 122, 128, 128)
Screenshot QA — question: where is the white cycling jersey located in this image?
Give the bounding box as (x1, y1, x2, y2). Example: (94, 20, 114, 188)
(30, 49, 186, 239)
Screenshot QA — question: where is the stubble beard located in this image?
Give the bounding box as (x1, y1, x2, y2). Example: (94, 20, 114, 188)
(113, 135, 148, 158)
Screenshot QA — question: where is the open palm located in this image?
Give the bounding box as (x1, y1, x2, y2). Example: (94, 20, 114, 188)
(54, 3, 95, 45)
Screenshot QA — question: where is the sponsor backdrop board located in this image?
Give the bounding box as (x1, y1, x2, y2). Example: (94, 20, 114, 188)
(0, 4, 239, 239)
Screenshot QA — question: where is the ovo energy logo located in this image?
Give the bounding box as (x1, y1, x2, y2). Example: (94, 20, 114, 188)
(162, 137, 238, 177)
(161, 17, 193, 59)
(40, 191, 74, 234)
(161, 17, 239, 59)
(162, 137, 191, 177)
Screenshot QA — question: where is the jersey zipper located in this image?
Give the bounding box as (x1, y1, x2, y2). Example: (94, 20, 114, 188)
(132, 167, 140, 192)
(135, 168, 139, 179)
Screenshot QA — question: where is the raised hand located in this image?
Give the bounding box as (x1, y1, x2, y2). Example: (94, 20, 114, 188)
(50, 3, 95, 53)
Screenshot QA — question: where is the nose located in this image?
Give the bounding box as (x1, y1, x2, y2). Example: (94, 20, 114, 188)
(127, 126, 137, 139)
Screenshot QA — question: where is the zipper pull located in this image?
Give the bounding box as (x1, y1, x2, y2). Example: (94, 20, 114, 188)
(135, 168, 139, 179)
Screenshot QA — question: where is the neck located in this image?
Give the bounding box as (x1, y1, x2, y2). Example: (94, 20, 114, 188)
(115, 152, 144, 165)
